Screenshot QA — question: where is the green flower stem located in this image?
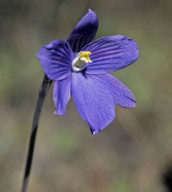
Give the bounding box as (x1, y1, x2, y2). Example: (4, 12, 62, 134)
(21, 75, 52, 192)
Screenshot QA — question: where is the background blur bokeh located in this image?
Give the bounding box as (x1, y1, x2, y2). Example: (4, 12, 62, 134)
(0, 0, 172, 192)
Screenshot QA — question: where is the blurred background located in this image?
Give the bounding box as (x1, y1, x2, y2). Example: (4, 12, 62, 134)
(0, 0, 172, 191)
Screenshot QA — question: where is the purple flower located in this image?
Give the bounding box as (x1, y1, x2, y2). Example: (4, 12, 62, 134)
(37, 10, 139, 134)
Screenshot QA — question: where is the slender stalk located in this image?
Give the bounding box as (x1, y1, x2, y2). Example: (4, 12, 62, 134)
(21, 75, 52, 192)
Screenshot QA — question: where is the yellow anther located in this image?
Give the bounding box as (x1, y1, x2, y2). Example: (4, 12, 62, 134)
(72, 51, 92, 72)
(79, 51, 92, 63)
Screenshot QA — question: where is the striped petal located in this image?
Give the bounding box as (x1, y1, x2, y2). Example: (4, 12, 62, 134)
(67, 9, 98, 53)
(82, 35, 139, 74)
(37, 40, 73, 80)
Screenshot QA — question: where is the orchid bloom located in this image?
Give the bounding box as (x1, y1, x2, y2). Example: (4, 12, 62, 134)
(37, 10, 139, 134)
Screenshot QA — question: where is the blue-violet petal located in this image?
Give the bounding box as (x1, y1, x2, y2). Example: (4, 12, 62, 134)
(37, 40, 73, 80)
(72, 72, 116, 134)
(67, 9, 98, 53)
(53, 75, 71, 115)
(96, 73, 136, 108)
(82, 35, 139, 74)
